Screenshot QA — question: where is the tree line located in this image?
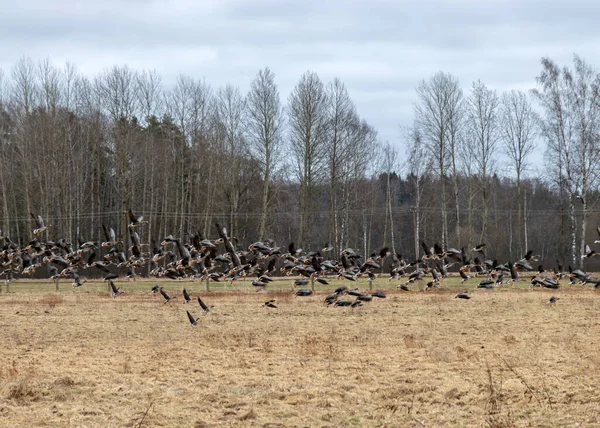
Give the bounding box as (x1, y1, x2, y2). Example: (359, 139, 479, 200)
(0, 54, 599, 270)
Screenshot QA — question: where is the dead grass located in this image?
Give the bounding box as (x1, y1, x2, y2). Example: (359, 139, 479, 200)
(1, 281, 600, 426)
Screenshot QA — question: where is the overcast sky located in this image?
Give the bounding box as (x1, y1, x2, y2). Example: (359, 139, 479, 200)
(2, 0, 599, 161)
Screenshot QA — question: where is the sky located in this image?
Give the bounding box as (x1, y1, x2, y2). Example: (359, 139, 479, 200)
(2, 0, 600, 164)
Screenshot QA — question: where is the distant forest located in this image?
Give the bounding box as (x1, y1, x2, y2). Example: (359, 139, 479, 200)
(1, 54, 599, 269)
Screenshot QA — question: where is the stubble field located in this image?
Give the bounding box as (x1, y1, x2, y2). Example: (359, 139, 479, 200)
(1, 277, 600, 427)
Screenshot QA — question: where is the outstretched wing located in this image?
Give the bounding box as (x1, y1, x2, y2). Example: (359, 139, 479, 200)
(197, 296, 209, 311)
(186, 310, 197, 326)
(128, 209, 140, 223)
(30, 212, 43, 228)
(102, 224, 111, 242)
(421, 241, 431, 257)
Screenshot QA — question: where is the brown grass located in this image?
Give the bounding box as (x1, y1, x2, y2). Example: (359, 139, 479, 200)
(1, 283, 600, 426)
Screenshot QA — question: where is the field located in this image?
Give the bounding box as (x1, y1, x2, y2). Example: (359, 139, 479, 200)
(2, 276, 600, 427)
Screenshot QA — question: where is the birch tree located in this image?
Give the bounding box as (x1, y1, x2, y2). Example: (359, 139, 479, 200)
(531, 56, 600, 266)
(467, 79, 500, 242)
(288, 71, 329, 247)
(247, 67, 284, 241)
(414, 71, 463, 249)
(501, 90, 537, 256)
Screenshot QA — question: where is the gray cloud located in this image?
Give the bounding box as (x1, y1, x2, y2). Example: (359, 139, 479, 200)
(1, 0, 599, 160)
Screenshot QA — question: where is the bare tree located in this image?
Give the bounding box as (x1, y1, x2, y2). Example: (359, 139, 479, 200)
(247, 67, 284, 241)
(532, 55, 600, 266)
(466, 79, 500, 242)
(414, 71, 463, 249)
(95, 65, 138, 238)
(501, 90, 538, 256)
(136, 69, 163, 125)
(215, 84, 249, 240)
(324, 78, 356, 251)
(11, 57, 37, 115)
(405, 125, 430, 259)
(288, 71, 329, 247)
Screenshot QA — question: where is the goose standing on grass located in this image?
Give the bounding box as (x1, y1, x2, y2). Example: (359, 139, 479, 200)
(455, 291, 471, 300)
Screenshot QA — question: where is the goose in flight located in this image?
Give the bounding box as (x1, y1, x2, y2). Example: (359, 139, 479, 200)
(72, 274, 86, 288)
(197, 296, 212, 313)
(30, 213, 47, 236)
(128, 209, 147, 227)
(186, 310, 199, 326)
(101, 224, 118, 248)
(583, 244, 597, 258)
(109, 280, 122, 297)
(160, 287, 175, 303)
(471, 243, 486, 255)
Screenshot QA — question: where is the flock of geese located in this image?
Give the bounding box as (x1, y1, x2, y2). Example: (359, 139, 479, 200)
(2, 211, 600, 325)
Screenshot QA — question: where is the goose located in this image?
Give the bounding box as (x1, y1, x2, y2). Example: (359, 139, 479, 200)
(160, 287, 175, 303)
(547, 296, 559, 304)
(478, 278, 495, 289)
(128, 209, 147, 227)
(30, 213, 48, 236)
(72, 274, 86, 288)
(197, 296, 212, 313)
(183, 288, 192, 303)
(109, 280, 122, 297)
(471, 243, 486, 255)
(334, 286, 348, 294)
(459, 266, 471, 283)
(101, 225, 118, 248)
(263, 299, 277, 308)
(455, 291, 471, 299)
(295, 288, 313, 296)
(583, 244, 597, 258)
(595, 226, 600, 244)
(186, 310, 199, 326)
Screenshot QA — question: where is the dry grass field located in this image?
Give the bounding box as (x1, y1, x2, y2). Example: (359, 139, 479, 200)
(2, 277, 600, 427)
